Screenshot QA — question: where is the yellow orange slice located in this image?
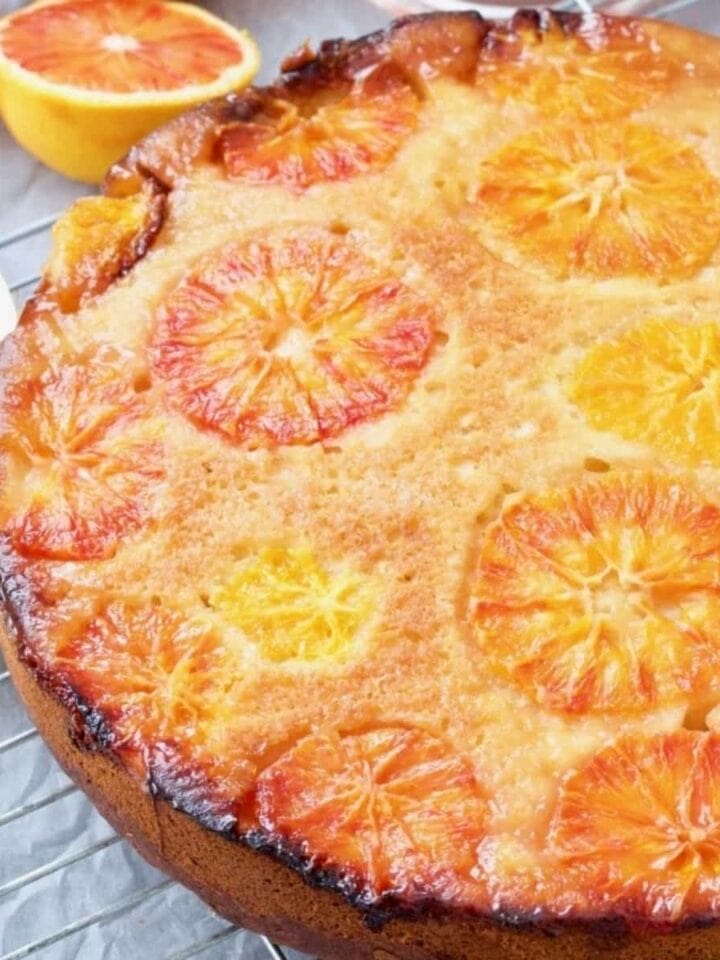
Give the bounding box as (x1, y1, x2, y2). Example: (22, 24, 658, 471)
(473, 123, 720, 281)
(0, 360, 163, 560)
(0, 0, 259, 182)
(257, 727, 485, 901)
(151, 226, 437, 447)
(471, 473, 720, 714)
(209, 546, 375, 665)
(477, 17, 677, 120)
(571, 320, 720, 467)
(220, 63, 419, 192)
(550, 732, 720, 922)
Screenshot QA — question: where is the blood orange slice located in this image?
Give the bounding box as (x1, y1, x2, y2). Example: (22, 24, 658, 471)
(0, 360, 163, 560)
(152, 226, 437, 447)
(220, 63, 419, 192)
(571, 320, 720, 468)
(209, 545, 375, 664)
(0, 0, 259, 182)
(477, 17, 677, 120)
(473, 123, 720, 281)
(471, 473, 720, 714)
(257, 727, 485, 901)
(550, 732, 720, 922)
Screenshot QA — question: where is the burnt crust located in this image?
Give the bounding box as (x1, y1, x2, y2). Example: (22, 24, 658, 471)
(5, 9, 720, 959)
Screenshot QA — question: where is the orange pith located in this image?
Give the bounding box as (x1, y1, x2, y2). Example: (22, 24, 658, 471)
(550, 732, 720, 921)
(473, 123, 720, 280)
(571, 320, 720, 467)
(0, 360, 163, 560)
(151, 227, 436, 447)
(209, 546, 375, 664)
(477, 20, 676, 120)
(220, 65, 419, 192)
(0, 0, 245, 93)
(257, 727, 486, 900)
(471, 473, 720, 714)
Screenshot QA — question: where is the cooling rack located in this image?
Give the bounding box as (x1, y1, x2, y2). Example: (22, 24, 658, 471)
(0, 0, 717, 957)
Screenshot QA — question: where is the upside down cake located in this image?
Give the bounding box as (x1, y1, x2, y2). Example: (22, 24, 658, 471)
(5, 8, 720, 959)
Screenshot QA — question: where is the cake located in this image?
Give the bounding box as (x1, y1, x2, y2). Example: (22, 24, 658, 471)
(4, 8, 720, 959)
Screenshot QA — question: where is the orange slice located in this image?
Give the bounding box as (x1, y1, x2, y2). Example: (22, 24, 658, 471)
(57, 600, 222, 750)
(571, 320, 720, 468)
(550, 732, 720, 922)
(43, 189, 164, 313)
(471, 473, 720, 714)
(151, 226, 437, 447)
(477, 17, 677, 120)
(220, 63, 419, 192)
(473, 123, 720, 281)
(0, 0, 259, 183)
(0, 360, 163, 560)
(209, 546, 375, 664)
(257, 727, 485, 901)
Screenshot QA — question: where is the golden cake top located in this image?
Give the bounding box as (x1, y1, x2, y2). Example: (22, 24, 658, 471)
(4, 7, 720, 934)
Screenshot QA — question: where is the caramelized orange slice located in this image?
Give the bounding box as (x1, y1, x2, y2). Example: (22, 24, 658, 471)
(209, 545, 374, 664)
(257, 727, 485, 900)
(152, 226, 436, 447)
(0, 361, 162, 560)
(473, 123, 720, 280)
(550, 732, 720, 921)
(471, 473, 720, 714)
(45, 190, 164, 313)
(571, 320, 720, 467)
(477, 18, 676, 120)
(57, 600, 223, 750)
(220, 64, 419, 192)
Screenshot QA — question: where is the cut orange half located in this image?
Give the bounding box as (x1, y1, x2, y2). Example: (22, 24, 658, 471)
(0, 0, 259, 183)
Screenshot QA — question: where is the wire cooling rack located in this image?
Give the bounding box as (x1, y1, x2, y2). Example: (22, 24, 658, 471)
(0, 1, 718, 957)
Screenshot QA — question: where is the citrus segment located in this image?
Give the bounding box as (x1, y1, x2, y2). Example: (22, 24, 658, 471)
(152, 227, 436, 447)
(209, 546, 375, 664)
(471, 473, 720, 714)
(0, 362, 163, 560)
(220, 64, 419, 191)
(473, 124, 720, 280)
(550, 732, 720, 921)
(0, 0, 247, 93)
(257, 727, 485, 899)
(57, 600, 223, 749)
(477, 18, 676, 120)
(45, 190, 164, 313)
(571, 320, 720, 467)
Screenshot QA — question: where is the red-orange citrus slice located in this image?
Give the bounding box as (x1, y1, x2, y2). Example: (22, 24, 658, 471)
(550, 732, 720, 922)
(0, 360, 163, 560)
(571, 320, 720, 468)
(257, 727, 485, 901)
(220, 63, 419, 192)
(152, 226, 437, 447)
(0, 0, 259, 182)
(473, 123, 720, 281)
(471, 473, 720, 714)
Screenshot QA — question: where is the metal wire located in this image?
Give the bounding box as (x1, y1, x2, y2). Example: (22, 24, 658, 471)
(0, 784, 77, 828)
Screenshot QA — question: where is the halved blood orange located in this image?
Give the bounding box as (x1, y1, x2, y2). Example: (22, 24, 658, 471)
(550, 732, 720, 922)
(571, 320, 720, 468)
(471, 473, 720, 714)
(477, 17, 677, 120)
(0, 0, 259, 182)
(209, 545, 375, 664)
(152, 226, 437, 447)
(257, 727, 485, 901)
(473, 123, 720, 281)
(220, 63, 419, 192)
(0, 359, 163, 560)
(56, 600, 223, 751)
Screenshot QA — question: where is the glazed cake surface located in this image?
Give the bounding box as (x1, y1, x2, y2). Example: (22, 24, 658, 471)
(5, 9, 720, 959)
